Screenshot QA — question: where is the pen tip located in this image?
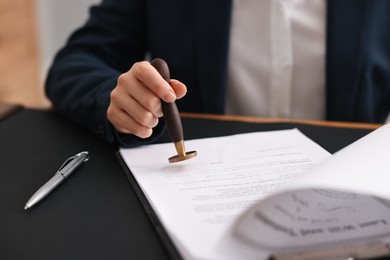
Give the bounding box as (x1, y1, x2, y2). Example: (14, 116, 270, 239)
(24, 206, 29, 210)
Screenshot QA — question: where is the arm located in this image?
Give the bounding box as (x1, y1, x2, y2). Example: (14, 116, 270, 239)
(45, 0, 184, 147)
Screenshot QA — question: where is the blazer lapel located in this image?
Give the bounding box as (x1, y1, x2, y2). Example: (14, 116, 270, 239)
(195, 0, 232, 113)
(326, 0, 369, 121)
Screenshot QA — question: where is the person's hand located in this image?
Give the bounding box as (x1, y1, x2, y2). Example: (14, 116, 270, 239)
(107, 61, 187, 138)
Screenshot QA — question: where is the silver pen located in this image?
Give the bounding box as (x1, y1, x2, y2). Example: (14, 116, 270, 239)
(24, 151, 90, 210)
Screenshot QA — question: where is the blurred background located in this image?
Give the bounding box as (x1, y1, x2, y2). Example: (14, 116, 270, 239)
(0, 0, 101, 108)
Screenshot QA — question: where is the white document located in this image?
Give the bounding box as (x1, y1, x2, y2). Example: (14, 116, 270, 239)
(119, 125, 390, 260)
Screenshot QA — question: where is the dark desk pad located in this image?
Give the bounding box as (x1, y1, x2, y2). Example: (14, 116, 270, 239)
(0, 109, 374, 260)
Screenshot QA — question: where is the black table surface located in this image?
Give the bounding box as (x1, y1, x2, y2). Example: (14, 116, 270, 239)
(0, 109, 373, 260)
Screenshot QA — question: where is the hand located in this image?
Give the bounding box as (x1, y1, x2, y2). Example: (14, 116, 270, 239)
(107, 61, 187, 138)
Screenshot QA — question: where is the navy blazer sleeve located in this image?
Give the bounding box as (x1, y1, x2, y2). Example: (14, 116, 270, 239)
(45, 0, 165, 147)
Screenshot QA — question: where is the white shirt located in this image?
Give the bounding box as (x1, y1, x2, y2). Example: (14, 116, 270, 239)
(226, 0, 326, 120)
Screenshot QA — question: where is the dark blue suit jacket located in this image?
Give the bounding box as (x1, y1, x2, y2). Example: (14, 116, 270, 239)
(46, 0, 390, 147)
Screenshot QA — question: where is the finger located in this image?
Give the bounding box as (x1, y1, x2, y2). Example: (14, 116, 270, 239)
(107, 100, 156, 139)
(109, 108, 153, 138)
(110, 89, 159, 129)
(126, 97, 159, 129)
(114, 72, 163, 117)
(125, 80, 163, 118)
(132, 61, 176, 102)
(170, 79, 187, 99)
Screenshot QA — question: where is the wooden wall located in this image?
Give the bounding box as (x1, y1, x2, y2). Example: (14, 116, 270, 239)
(0, 0, 49, 108)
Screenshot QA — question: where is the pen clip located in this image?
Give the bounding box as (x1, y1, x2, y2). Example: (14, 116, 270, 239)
(57, 151, 89, 174)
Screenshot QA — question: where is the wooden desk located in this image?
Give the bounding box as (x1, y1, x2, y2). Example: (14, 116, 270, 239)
(182, 112, 382, 130)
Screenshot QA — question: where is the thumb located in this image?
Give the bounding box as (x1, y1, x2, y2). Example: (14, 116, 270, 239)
(170, 79, 187, 99)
